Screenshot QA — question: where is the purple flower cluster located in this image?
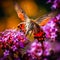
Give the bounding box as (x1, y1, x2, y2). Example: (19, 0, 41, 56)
(27, 40, 52, 59)
(0, 29, 28, 59)
(47, 0, 60, 9)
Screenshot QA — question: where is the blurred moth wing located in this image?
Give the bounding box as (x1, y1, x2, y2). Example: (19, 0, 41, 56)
(14, 2, 29, 21)
(35, 10, 58, 26)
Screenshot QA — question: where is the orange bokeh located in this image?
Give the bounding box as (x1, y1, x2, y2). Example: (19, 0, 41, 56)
(20, 0, 39, 17)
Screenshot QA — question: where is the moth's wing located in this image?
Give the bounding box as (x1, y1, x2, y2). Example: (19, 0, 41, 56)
(14, 2, 29, 21)
(35, 11, 58, 26)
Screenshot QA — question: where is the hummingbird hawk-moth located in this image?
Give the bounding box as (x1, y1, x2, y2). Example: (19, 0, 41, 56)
(14, 2, 58, 41)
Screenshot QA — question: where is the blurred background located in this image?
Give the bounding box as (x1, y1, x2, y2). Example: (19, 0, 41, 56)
(0, 0, 51, 32)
